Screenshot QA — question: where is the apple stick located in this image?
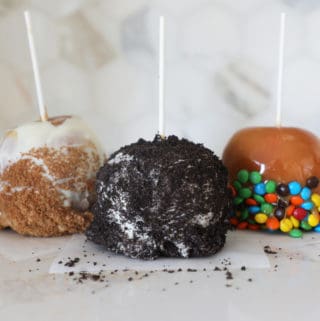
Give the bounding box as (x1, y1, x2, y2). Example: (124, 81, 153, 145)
(276, 12, 286, 128)
(158, 16, 165, 138)
(24, 10, 48, 122)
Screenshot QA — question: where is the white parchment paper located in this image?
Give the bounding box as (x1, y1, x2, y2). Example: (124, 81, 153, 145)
(0, 229, 71, 261)
(49, 231, 271, 274)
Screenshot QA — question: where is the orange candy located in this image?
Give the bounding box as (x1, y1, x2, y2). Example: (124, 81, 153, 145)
(266, 217, 280, 230)
(290, 196, 303, 206)
(264, 193, 278, 204)
(237, 221, 249, 230)
(286, 205, 295, 217)
(245, 198, 258, 206)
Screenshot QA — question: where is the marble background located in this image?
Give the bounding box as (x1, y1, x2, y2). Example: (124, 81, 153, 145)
(0, 0, 319, 156)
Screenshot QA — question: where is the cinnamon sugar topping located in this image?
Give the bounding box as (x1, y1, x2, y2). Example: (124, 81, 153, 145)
(0, 144, 101, 237)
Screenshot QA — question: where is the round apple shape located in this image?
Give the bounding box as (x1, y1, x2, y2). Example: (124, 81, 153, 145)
(222, 127, 320, 186)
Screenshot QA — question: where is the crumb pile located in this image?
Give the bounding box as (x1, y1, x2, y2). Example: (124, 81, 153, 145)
(0, 116, 104, 236)
(86, 135, 232, 259)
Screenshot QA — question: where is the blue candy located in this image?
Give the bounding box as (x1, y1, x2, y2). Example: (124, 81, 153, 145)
(248, 206, 260, 214)
(314, 225, 320, 233)
(300, 187, 311, 200)
(301, 201, 314, 211)
(288, 181, 302, 195)
(254, 183, 266, 195)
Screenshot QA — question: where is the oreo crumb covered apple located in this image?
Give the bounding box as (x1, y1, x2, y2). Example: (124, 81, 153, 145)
(86, 135, 232, 260)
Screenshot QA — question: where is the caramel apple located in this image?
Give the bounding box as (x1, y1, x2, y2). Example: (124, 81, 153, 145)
(222, 126, 320, 237)
(223, 127, 320, 186)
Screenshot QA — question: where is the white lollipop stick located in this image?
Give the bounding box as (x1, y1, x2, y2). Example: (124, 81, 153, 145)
(158, 16, 165, 138)
(24, 11, 48, 122)
(276, 12, 286, 128)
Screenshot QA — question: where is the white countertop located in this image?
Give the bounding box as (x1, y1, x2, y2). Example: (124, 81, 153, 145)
(1, 230, 320, 321)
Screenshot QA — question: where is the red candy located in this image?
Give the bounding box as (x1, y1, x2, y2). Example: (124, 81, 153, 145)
(229, 185, 237, 197)
(245, 198, 258, 206)
(248, 223, 260, 231)
(293, 207, 307, 221)
(237, 221, 248, 230)
(230, 217, 239, 226)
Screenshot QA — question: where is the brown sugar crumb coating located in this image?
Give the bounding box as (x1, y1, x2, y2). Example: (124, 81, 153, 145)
(0, 146, 100, 236)
(0, 116, 104, 237)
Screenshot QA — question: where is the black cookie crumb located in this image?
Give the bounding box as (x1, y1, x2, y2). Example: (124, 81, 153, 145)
(73, 272, 104, 284)
(64, 257, 80, 267)
(187, 268, 197, 272)
(264, 246, 278, 255)
(225, 271, 233, 280)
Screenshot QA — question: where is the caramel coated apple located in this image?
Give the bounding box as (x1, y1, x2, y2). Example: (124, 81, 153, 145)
(222, 127, 320, 185)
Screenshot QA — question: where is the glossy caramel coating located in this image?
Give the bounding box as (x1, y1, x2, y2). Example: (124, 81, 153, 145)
(222, 127, 320, 186)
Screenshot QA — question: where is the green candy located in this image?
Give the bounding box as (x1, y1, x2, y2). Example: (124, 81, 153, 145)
(261, 203, 273, 215)
(289, 229, 303, 238)
(301, 221, 312, 231)
(253, 194, 265, 204)
(237, 169, 249, 184)
(233, 180, 242, 191)
(239, 187, 252, 199)
(249, 171, 262, 184)
(240, 209, 249, 221)
(233, 197, 243, 206)
(265, 180, 277, 193)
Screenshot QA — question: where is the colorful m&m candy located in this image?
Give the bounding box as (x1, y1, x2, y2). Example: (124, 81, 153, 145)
(229, 169, 320, 238)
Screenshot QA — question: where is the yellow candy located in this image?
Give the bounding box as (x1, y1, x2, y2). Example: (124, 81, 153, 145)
(255, 213, 268, 224)
(311, 193, 320, 207)
(280, 218, 293, 233)
(308, 214, 320, 227)
(290, 216, 300, 228)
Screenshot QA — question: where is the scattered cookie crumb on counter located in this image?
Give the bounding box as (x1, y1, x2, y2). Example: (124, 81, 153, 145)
(28, 239, 320, 294)
(264, 245, 278, 254)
